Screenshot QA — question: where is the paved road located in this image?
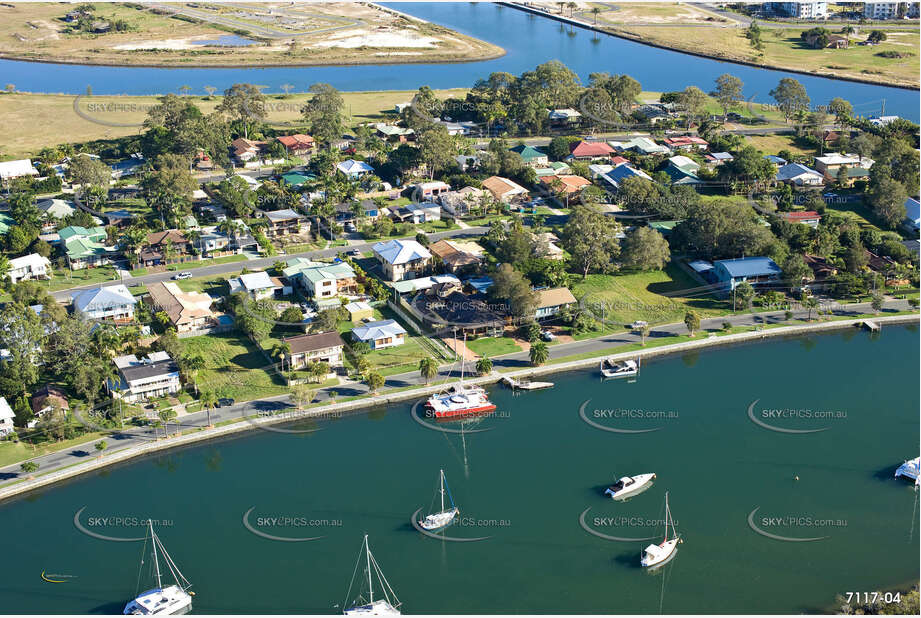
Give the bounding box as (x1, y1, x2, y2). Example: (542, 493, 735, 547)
(2, 299, 912, 487)
(51, 226, 489, 300)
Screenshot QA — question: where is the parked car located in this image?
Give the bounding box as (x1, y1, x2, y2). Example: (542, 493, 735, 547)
(540, 330, 556, 341)
(348, 250, 361, 258)
(172, 271, 192, 280)
(217, 398, 235, 408)
(822, 192, 838, 199)
(631, 320, 648, 330)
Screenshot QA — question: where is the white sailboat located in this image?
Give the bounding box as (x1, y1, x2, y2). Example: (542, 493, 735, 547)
(343, 535, 401, 616)
(418, 469, 459, 531)
(123, 522, 193, 615)
(640, 492, 681, 569)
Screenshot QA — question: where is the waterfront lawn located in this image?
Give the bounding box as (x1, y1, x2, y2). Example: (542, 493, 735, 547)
(0, 430, 111, 469)
(466, 336, 522, 358)
(179, 330, 288, 401)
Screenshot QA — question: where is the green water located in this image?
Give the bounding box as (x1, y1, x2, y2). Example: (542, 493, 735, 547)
(1, 327, 918, 614)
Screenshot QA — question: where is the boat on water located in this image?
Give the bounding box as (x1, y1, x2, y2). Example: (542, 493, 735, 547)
(343, 535, 401, 616)
(502, 376, 554, 390)
(425, 336, 496, 419)
(640, 492, 682, 569)
(895, 457, 920, 485)
(600, 358, 639, 379)
(123, 522, 193, 616)
(418, 469, 459, 531)
(604, 473, 656, 500)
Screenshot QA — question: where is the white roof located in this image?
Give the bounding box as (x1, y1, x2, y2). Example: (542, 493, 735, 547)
(337, 159, 374, 174)
(0, 159, 38, 179)
(549, 108, 582, 119)
(668, 155, 699, 170)
(0, 397, 13, 422)
(37, 198, 76, 219)
(233, 174, 259, 186)
(231, 271, 277, 292)
(351, 319, 407, 342)
(9, 253, 51, 271)
(71, 284, 137, 313)
(815, 153, 874, 167)
(372, 239, 431, 265)
(345, 301, 372, 312)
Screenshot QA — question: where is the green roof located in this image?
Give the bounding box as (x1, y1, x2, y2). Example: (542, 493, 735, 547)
(65, 237, 108, 260)
(648, 220, 679, 231)
(281, 172, 314, 186)
(510, 144, 546, 162)
(59, 225, 106, 243)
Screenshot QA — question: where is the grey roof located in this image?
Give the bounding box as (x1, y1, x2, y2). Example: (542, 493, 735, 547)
(72, 285, 137, 313)
(351, 319, 407, 342)
(264, 209, 304, 222)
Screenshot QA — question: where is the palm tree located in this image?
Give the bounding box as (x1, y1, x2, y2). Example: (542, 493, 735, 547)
(684, 311, 701, 336)
(637, 324, 651, 346)
(418, 357, 438, 384)
(591, 6, 600, 24)
(179, 85, 192, 96)
(529, 342, 549, 366)
(475, 356, 493, 375)
(365, 371, 385, 394)
(204, 85, 217, 99)
(566, 1, 577, 17)
(200, 390, 218, 427)
(185, 228, 202, 258)
(804, 297, 820, 321)
(180, 354, 206, 394)
(159, 408, 177, 438)
(280, 83, 294, 97)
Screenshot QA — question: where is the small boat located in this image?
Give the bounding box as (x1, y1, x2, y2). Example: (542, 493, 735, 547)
(418, 469, 459, 531)
(895, 457, 920, 485)
(641, 492, 681, 569)
(604, 473, 656, 500)
(600, 358, 639, 379)
(123, 522, 193, 615)
(343, 535, 401, 615)
(502, 376, 554, 390)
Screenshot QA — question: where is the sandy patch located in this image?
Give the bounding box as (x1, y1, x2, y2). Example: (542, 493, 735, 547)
(111, 35, 254, 51)
(310, 28, 439, 49)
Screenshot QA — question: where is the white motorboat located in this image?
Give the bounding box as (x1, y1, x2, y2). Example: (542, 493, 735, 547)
(640, 492, 681, 569)
(600, 358, 639, 379)
(604, 473, 656, 500)
(895, 456, 920, 485)
(343, 535, 401, 616)
(123, 522, 193, 615)
(418, 469, 459, 531)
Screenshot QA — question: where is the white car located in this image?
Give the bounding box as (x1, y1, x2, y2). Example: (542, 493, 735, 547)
(631, 320, 648, 330)
(172, 271, 192, 280)
(540, 330, 555, 341)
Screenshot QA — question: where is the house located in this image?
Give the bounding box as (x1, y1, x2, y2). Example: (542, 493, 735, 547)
(7, 253, 51, 284)
(335, 200, 381, 223)
(549, 108, 582, 125)
(764, 155, 787, 167)
(37, 198, 75, 221)
(903, 197, 920, 232)
(436, 120, 478, 136)
(780, 211, 822, 228)
(863, 2, 902, 19)
(601, 164, 653, 190)
(540, 174, 592, 202)
(276, 134, 315, 156)
(803, 253, 838, 280)
(868, 115, 900, 127)
(0, 159, 39, 181)
(481, 176, 529, 204)
(414, 181, 451, 200)
(110, 351, 181, 403)
(428, 239, 482, 273)
(283, 331, 345, 370)
(648, 220, 680, 238)
(146, 282, 216, 333)
(534, 161, 573, 178)
(766, 2, 828, 19)
(712, 257, 782, 291)
(0, 397, 14, 436)
(569, 140, 615, 160)
(72, 285, 138, 322)
(837, 166, 872, 186)
(510, 144, 549, 167)
(439, 187, 485, 217)
(373, 239, 432, 281)
(611, 137, 671, 155)
(231, 137, 264, 162)
(665, 155, 702, 185)
(374, 123, 414, 141)
(814, 153, 874, 178)
(31, 385, 69, 426)
(336, 159, 374, 179)
(775, 163, 825, 186)
(663, 136, 709, 151)
(110, 155, 145, 179)
(263, 209, 307, 237)
(403, 203, 442, 224)
(140, 230, 190, 267)
(351, 319, 407, 350)
(705, 152, 734, 165)
(535, 287, 577, 319)
(345, 301, 374, 322)
(283, 259, 358, 301)
(536, 232, 565, 260)
(228, 271, 283, 300)
(60, 225, 113, 269)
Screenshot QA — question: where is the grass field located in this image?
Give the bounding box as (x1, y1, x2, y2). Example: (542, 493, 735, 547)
(0, 429, 110, 468)
(0, 89, 468, 158)
(744, 133, 816, 157)
(179, 330, 288, 401)
(466, 336, 522, 358)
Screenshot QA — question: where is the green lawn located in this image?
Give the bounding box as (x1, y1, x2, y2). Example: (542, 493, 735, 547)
(179, 330, 287, 401)
(340, 306, 434, 375)
(47, 266, 122, 292)
(0, 430, 111, 468)
(466, 336, 522, 358)
(416, 220, 461, 234)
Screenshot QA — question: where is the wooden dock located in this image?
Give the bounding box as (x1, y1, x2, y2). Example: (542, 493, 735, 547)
(859, 320, 880, 331)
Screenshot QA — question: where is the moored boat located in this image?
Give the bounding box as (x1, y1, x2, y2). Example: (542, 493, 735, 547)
(343, 535, 401, 615)
(600, 358, 639, 379)
(418, 469, 459, 531)
(640, 492, 681, 569)
(895, 456, 920, 485)
(604, 473, 656, 500)
(123, 522, 193, 615)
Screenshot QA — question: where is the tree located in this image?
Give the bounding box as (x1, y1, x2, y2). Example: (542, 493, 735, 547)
(140, 153, 197, 228)
(529, 341, 549, 366)
(827, 97, 853, 126)
(548, 136, 575, 161)
(94, 440, 107, 456)
(236, 299, 275, 342)
(671, 200, 776, 260)
(216, 83, 266, 139)
(69, 154, 111, 205)
(365, 371, 385, 393)
(20, 461, 38, 475)
(678, 86, 708, 128)
(620, 227, 670, 271)
(870, 293, 883, 314)
(734, 281, 755, 311)
(684, 311, 700, 336)
(417, 125, 455, 180)
(803, 296, 819, 321)
(712, 74, 744, 116)
(769, 78, 810, 122)
(418, 357, 438, 384)
(302, 83, 344, 146)
(746, 21, 763, 50)
(475, 356, 493, 375)
(0, 302, 44, 396)
(490, 263, 539, 318)
(200, 390, 218, 427)
(179, 354, 205, 394)
(867, 30, 887, 44)
(159, 408, 177, 437)
(560, 205, 622, 278)
(867, 175, 908, 229)
(637, 323, 651, 346)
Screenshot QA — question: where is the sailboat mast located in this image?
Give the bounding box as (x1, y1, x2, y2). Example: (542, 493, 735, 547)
(149, 521, 162, 590)
(460, 333, 466, 382)
(663, 492, 670, 541)
(439, 469, 445, 512)
(365, 535, 373, 603)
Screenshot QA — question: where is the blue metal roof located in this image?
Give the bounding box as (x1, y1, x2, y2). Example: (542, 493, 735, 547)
(714, 257, 781, 278)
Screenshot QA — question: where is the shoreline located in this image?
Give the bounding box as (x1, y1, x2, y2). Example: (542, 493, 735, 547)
(497, 2, 919, 91)
(0, 313, 916, 504)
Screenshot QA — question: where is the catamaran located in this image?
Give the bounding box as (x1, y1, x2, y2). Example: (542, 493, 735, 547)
(424, 334, 496, 419)
(123, 522, 193, 615)
(605, 473, 656, 500)
(640, 492, 681, 569)
(343, 535, 401, 616)
(418, 469, 459, 531)
(895, 456, 920, 485)
(600, 358, 639, 379)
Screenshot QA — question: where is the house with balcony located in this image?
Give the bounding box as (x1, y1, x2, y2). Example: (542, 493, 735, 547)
(228, 271, 284, 300)
(72, 285, 138, 323)
(712, 257, 782, 292)
(60, 225, 114, 269)
(373, 239, 432, 281)
(109, 351, 181, 403)
(7, 253, 51, 284)
(351, 320, 407, 350)
(147, 281, 217, 333)
(283, 331, 346, 370)
(263, 209, 308, 237)
(139, 229, 191, 267)
(283, 258, 358, 304)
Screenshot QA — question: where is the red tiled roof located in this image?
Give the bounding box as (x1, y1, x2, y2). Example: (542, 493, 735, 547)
(277, 134, 314, 148)
(781, 211, 821, 221)
(570, 141, 614, 157)
(664, 136, 708, 147)
(610, 156, 630, 166)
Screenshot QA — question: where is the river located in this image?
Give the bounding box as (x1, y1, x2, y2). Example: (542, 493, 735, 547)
(1, 326, 917, 614)
(0, 2, 917, 120)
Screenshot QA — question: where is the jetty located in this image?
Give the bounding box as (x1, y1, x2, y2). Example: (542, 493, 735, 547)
(859, 319, 881, 331)
(502, 376, 554, 391)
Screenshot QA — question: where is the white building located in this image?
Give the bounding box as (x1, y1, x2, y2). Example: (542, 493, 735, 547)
(372, 239, 432, 282)
(71, 285, 138, 322)
(228, 271, 284, 300)
(0, 397, 15, 436)
(7, 254, 51, 284)
(351, 319, 407, 350)
(0, 159, 39, 181)
(768, 2, 828, 18)
(110, 351, 181, 403)
(863, 2, 902, 19)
